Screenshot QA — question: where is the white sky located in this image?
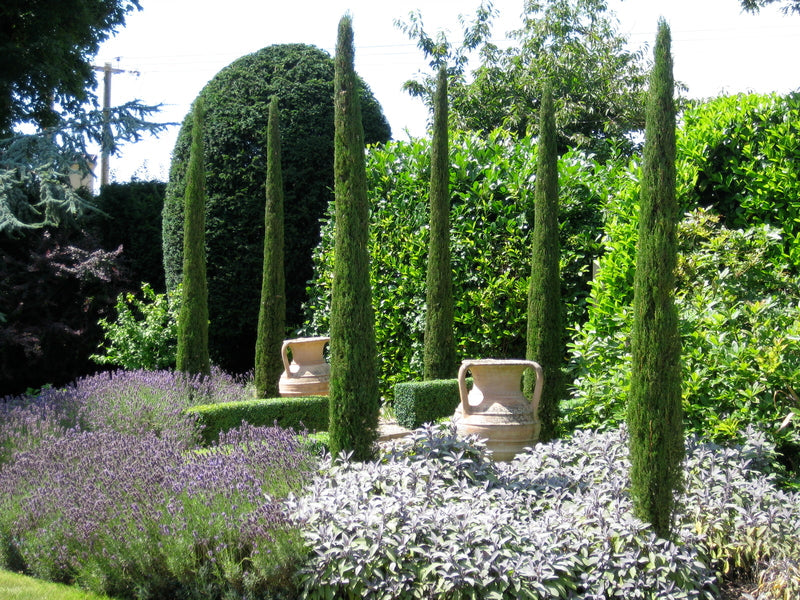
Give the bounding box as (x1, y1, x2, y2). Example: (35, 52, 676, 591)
(93, 0, 800, 182)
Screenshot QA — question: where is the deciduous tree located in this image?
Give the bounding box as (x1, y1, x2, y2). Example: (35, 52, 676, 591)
(453, 0, 649, 155)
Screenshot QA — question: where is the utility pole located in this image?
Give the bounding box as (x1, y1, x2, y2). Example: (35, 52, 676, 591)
(93, 62, 125, 187)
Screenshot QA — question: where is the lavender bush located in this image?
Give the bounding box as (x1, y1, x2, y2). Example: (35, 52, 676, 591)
(290, 424, 800, 599)
(0, 423, 314, 599)
(0, 368, 249, 460)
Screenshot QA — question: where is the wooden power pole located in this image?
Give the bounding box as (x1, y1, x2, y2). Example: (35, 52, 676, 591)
(93, 62, 125, 187)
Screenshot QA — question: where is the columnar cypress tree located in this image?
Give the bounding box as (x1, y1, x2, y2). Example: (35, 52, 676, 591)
(423, 65, 456, 380)
(254, 96, 286, 398)
(176, 98, 210, 376)
(524, 84, 563, 442)
(328, 14, 380, 461)
(627, 19, 684, 539)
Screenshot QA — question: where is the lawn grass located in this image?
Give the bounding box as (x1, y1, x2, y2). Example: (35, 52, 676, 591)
(0, 569, 116, 600)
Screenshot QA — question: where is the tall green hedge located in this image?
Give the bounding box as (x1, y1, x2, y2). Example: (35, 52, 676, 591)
(162, 44, 390, 374)
(304, 130, 606, 399)
(88, 180, 166, 290)
(681, 92, 800, 266)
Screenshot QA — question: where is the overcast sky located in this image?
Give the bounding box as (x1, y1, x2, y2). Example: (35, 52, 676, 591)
(93, 0, 800, 182)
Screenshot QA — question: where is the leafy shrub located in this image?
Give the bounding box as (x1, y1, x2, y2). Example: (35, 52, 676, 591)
(187, 395, 329, 445)
(567, 210, 800, 475)
(290, 424, 800, 599)
(0, 424, 315, 599)
(393, 378, 461, 430)
(680, 92, 800, 267)
(92, 282, 180, 370)
(0, 228, 126, 396)
(304, 130, 608, 398)
(163, 43, 391, 374)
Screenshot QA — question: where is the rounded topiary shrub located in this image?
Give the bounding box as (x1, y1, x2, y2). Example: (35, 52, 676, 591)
(163, 44, 391, 373)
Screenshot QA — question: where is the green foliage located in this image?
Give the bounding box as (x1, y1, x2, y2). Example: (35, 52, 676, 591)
(627, 20, 684, 539)
(423, 66, 456, 380)
(92, 283, 180, 370)
(570, 210, 800, 466)
(740, 0, 800, 14)
(295, 425, 800, 598)
(568, 95, 800, 480)
(679, 92, 800, 267)
(0, 0, 141, 134)
(162, 43, 390, 374)
(304, 130, 605, 399)
(449, 0, 648, 155)
(393, 379, 461, 430)
(0, 229, 126, 396)
(254, 97, 285, 398)
(88, 180, 166, 290)
(327, 15, 380, 461)
(176, 99, 210, 376)
(1, 104, 165, 235)
(525, 84, 564, 442)
(187, 396, 329, 445)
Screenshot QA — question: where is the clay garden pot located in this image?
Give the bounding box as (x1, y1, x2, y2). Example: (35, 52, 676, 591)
(278, 336, 330, 397)
(456, 358, 543, 461)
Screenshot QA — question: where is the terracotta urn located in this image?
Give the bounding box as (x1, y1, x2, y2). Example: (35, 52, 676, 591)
(278, 336, 330, 397)
(456, 358, 543, 461)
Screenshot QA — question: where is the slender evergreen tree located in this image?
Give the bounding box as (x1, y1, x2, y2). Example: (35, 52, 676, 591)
(176, 98, 210, 376)
(627, 19, 684, 539)
(423, 65, 456, 380)
(524, 84, 564, 442)
(328, 14, 380, 461)
(254, 96, 286, 398)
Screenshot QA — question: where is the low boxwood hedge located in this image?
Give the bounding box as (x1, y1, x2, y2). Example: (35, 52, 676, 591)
(187, 396, 329, 445)
(394, 379, 463, 430)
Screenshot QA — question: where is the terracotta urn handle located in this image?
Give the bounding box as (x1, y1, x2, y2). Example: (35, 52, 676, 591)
(458, 360, 476, 416)
(280, 339, 293, 379)
(526, 360, 544, 411)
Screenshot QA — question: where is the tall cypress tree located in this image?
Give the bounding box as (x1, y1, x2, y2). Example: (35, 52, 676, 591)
(328, 14, 380, 461)
(176, 98, 210, 376)
(254, 96, 286, 398)
(423, 65, 456, 380)
(627, 19, 684, 539)
(524, 84, 563, 442)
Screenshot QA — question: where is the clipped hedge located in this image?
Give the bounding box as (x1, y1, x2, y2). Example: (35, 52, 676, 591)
(163, 44, 391, 374)
(394, 379, 462, 430)
(187, 396, 329, 445)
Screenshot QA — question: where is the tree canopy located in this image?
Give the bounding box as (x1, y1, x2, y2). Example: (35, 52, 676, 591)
(453, 0, 649, 154)
(0, 0, 142, 136)
(740, 0, 800, 13)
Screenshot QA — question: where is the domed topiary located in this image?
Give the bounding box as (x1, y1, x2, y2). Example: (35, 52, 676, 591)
(162, 43, 391, 374)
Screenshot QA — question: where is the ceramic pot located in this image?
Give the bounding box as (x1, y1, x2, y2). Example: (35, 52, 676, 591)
(456, 358, 543, 461)
(278, 336, 330, 397)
